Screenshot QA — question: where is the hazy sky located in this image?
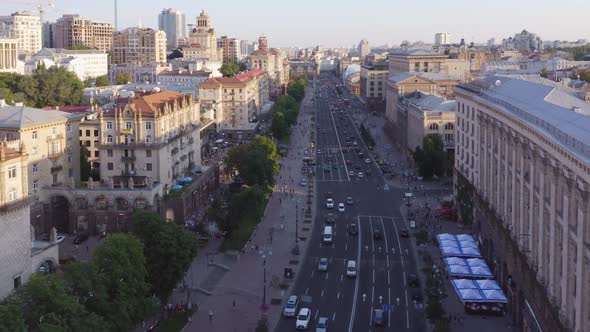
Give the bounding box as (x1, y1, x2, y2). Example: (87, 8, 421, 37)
(4, 0, 590, 48)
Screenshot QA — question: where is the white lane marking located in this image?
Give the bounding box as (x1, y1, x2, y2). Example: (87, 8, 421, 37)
(345, 242, 348, 251)
(403, 271, 407, 286)
(389, 217, 405, 269)
(371, 285, 374, 303)
(311, 270, 315, 278)
(387, 255, 390, 268)
(337, 291, 340, 300)
(368, 217, 375, 252)
(332, 312, 336, 321)
(305, 287, 309, 295)
(405, 290, 408, 307)
(406, 310, 410, 329)
(347, 216, 362, 332)
(325, 272, 329, 280)
(315, 309, 319, 320)
(321, 289, 325, 297)
(372, 268, 375, 284)
(388, 287, 391, 328)
(380, 217, 389, 254)
(329, 103, 350, 181)
(369, 308, 373, 327)
(388, 270, 390, 285)
(341, 274, 343, 281)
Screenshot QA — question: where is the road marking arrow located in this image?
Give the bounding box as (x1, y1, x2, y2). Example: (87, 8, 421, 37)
(365, 245, 369, 252)
(378, 247, 382, 253)
(362, 293, 367, 302)
(379, 295, 383, 304)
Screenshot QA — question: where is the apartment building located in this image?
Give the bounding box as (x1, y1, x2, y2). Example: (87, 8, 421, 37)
(0, 141, 59, 300)
(51, 14, 113, 52)
(158, 8, 186, 50)
(249, 36, 289, 97)
(109, 63, 172, 84)
(454, 75, 590, 332)
(388, 49, 470, 81)
(217, 35, 241, 63)
(112, 27, 167, 65)
(158, 69, 211, 94)
(198, 69, 269, 132)
(0, 12, 42, 54)
(360, 61, 388, 110)
(0, 37, 21, 74)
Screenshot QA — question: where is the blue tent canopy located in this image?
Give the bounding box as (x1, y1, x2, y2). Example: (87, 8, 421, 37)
(445, 257, 493, 279)
(437, 234, 482, 258)
(451, 279, 508, 303)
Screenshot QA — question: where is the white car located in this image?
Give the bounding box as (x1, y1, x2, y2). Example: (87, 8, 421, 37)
(56, 235, 65, 243)
(326, 198, 334, 209)
(365, 158, 371, 164)
(358, 172, 364, 178)
(283, 295, 299, 317)
(300, 179, 307, 186)
(338, 203, 345, 212)
(296, 308, 311, 330)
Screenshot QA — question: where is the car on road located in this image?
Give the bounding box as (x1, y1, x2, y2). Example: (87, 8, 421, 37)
(412, 291, 423, 303)
(348, 223, 358, 235)
(325, 213, 335, 224)
(345, 159, 351, 165)
(296, 308, 311, 330)
(316, 317, 328, 332)
(358, 172, 364, 178)
(355, 164, 361, 170)
(56, 235, 65, 244)
(408, 274, 419, 287)
(373, 229, 382, 240)
(346, 260, 357, 277)
(283, 295, 299, 317)
(338, 203, 345, 212)
(348, 170, 355, 177)
(318, 258, 329, 271)
(365, 168, 372, 176)
(365, 158, 371, 164)
(325, 192, 333, 199)
(300, 179, 307, 186)
(326, 198, 334, 209)
(400, 229, 409, 238)
(345, 196, 353, 205)
(73, 233, 89, 244)
(373, 309, 385, 326)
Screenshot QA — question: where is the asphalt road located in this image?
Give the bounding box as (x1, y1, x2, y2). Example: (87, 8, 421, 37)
(275, 73, 426, 332)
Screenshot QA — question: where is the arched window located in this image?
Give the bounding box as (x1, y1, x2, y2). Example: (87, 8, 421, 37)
(107, 135, 113, 143)
(444, 123, 454, 131)
(429, 123, 439, 131)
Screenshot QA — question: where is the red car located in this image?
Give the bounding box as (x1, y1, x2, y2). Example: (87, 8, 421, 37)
(400, 229, 409, 238)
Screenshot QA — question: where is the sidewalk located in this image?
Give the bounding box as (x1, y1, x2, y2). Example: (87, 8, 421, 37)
(177, 86, 318, 332)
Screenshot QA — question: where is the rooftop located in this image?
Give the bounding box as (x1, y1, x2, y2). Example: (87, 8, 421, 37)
(388, 72, 459, 84)
(458, 75, 590, 163)
(389, 49, 446, 57)
(0, 104, 81, 129)
(404, 92, 456, 113)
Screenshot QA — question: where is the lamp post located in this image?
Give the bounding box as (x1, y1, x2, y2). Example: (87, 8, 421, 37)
(259, 247, 272, 313)
(292, 200, 300, 255)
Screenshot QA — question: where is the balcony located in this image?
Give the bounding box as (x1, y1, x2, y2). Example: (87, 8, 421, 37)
(0, 196, 32, 213)
(121, 155, 136, 163)
(47, 150, 64, 159)
(45, 134, 64, 142)
(50, 165, 63, 173)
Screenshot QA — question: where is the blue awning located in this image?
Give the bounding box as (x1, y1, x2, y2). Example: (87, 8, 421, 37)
(451, 279, 508, 303)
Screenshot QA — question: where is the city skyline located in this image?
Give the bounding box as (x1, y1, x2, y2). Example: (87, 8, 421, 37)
(3, 0, 590, 48)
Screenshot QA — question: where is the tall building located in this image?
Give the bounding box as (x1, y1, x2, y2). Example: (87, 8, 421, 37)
(187, 10, 220, 61)
(217, 35, 241, 63)
(51, 14, 113, 52)
(158, 8, 186, 50)
(112, 27, 167, 65)
(248, 36, 290, 97)
(434, 33, 452, 46)
(502, 29, 543, 52)
(239, 40, 257, 60)
(0, 37, 20, 73)
(358, 39, 370, 60)
(454, 75, 590, 332)
(0, 12, 42, 54)
(359, 61, 388, 110)
(387, 49, 471, 81)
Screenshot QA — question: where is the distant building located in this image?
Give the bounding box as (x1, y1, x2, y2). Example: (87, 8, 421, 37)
(157, 69, 212, 95)
(51, 14, 113, 52)
(168, 58, 222, 77)
(187, 10, 220, 61)
(289, 60, 318, 80)
(249, 36, 290, 97)
(434, 33, 451, 46)
(239, 40, 257, 60)
(158, 8, 186, 50)
(0, 12, 42, 54)
(29, 48, 108, 79)
(0, 37, 22, 74)
(198, 69, 270, 132)
(217, 35, 240, 63)
(109, 63, 172, 84)
(455, 75, 590, 332)
(387, 49, 471, 81)
(502, 29, 543, 52)
(360, 61, 388, 111)
(112, 27, 167, 65)
(358, 39, 370, 60)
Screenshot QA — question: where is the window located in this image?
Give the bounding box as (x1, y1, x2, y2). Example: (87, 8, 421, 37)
(107, 135, 113, 143)
(107, 149, 113, 157)
(8, 167, 16, 179)
(32, 146, 37, 155)
(32, 131, 38, 139)
(146, 150, 152, 157)
(125, 122, 132, 129)
(69, 168, 73, 177)
(94, 130, 99, 136)
(94, 151, 99, 158)
(94, 140, 98, 147)
(444, 123, 454, 130)
(86, 130, 90, 136)
(8, 188, 17, 201)
(67, 124, 71, 132)
(146, 163, 152, 171)
(85, 140, 91, 147)
(107, 163, 113, 170)
(429, 123, 439, 131)
(106, 122, 113, 130)
(51, 127, 57, 135)
(145, 135, 152, 144)
(67, 154, 72, 163)
(13, 276, 21, 290)
(79, 129, 82, 136)
(145, 122, 152, 130)
(33, 180, 39, 192)
(86, 151, 91, 157)
(32, 164, 38, 173)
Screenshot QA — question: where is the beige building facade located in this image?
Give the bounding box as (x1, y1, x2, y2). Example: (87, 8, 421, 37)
(248, 36, 289, 97)
(187, 11, 220, 61)
(198, 69, 269, 132)
(360, 61, 388, 110)
(388, 50, 470, 81)
(0, 12, 42, 54)
(0, 37, 20, 73)
(455, 75, 590, 332)
(51, 14, 113, 52)
(112, 27, 167, 65)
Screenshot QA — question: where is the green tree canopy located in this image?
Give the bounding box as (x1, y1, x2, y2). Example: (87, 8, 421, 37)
(115, 73, 132, 85)
(225, 136, 280, 188)
(69, 45, 92, 50)
(271, 111, 288, 140)
(95, 76, 110, 87)
(33, 65, 84, 107)
(579, 71, 590, 83)
(0, 302, 25, 332)
(412, 134, 449, 179)
(220, 62, 241, 77)
(132, 211, 197, 302)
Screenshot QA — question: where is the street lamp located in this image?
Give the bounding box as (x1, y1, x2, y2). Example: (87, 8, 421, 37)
(259, 247, 272, 313)
(292, 200, 300, 255)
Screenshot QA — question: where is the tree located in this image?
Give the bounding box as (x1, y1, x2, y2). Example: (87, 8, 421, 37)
(271, 111, 288, 140)
(95, 76, 110, 87)
(132, 211, 197, 303)
(540, 68, 548, 78)
(93, 234, 155, 331)
(0, 302, 25, 332)
(580, 71, 590, 83)
(220, 62, 241, 77)
(33, 66, 83, 107)
(225, 136, 279, 188)
(239, 61, 248, 72)
(412, 134, 448, 179)
(70, 44, 92, 50)
(115, 73, 132, 85)
(220, 185, 268, 237)
(80, 145, 91, 182)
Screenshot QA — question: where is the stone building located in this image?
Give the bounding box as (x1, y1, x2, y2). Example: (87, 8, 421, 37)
(30, 48, 108, 80)
(388, 49, 471, 81)
(50, 14, 113, 52)
(187, 10, 220, 61)
(360, 61, 388, 111)
(217, 35, 241, 63)
(454, 75, 590, 332)
(248, 36, 290, 97)
(112, 27, 167, 65)
(198, 69, 270, 133)
(0, 37, 20, 74)
(158, 8, 186, 50)
(0, 12, 42, 54)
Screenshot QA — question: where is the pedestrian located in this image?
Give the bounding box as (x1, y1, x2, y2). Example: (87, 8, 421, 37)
(75, 244, 78, 251)
(209, 309, 213, 321)
(232, 299, 236, 309)
(86, 245, 89, 252)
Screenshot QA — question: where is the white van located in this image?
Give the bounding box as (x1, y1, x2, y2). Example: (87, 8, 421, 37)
(323, 226, 333, 244)
(346, 260, 357, 277)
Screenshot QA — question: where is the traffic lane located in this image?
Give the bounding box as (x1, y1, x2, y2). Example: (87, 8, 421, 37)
(352, 215, 377, 330)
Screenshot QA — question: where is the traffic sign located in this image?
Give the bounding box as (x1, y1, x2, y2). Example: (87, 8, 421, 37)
(382, 304, 394, 312)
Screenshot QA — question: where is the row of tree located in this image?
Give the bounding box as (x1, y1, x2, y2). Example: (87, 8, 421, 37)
(412, 134, 453, 179)
(83, 73, 132, 88)
(0, 212, 197, 332)
(219, 61, 248, 77)
(270, 76, 308, 140)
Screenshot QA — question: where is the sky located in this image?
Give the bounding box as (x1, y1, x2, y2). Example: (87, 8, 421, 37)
(4, 0, 590, 48)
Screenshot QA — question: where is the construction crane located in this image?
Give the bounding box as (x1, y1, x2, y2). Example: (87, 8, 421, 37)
(24, 1, 55, 24)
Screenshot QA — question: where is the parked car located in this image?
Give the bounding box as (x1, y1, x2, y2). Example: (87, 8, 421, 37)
(300, 179, 307, 186)
(345, 196, 354, 205)
(296, 308, 311, 330)
(56, 235, 65, 244)
(283, 295, 299, 317)
(338, 203, 345, 212)
(326, 198, 334, 209)
(348, 223, 358, 235)
(373, 309, 385, 326)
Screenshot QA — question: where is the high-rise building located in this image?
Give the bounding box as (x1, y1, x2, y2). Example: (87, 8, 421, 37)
(434, 33, 451, 46)
(51, 14, 113, 52)
(358, 39, 370, 59)
(186, 10, 220, 61)
(0, 37, 20, 73)
(249, 36, 290, 97)
(239, 40, 257, 60)
(455, 75, 590, 332)
(0, 12, 42, 54)
(158, 8, 186, 50)
(112, 27, 167, 64)
(217, 35, 240, 63)
(501, 29, 543, 52)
